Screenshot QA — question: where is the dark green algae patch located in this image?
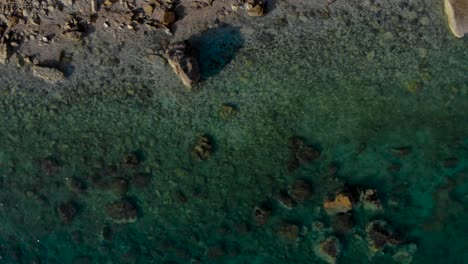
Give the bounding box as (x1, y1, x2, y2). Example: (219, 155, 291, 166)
(0, 3, 467, 264)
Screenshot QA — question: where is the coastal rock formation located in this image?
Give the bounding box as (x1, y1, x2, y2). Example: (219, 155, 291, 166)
(445, 0, 468, 38)
(166, 41, 200, 88)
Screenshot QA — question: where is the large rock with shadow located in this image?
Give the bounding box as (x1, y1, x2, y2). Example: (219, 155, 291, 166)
(166, 41, 200, 88)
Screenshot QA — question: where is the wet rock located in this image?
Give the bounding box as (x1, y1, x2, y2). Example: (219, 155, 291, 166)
(314, 236, 341, 264)
(192, 134, 213, 160)
(132, 172, 151, 188)
(324, 192, 353, 215)
(277, 223, 300, 242)
(253, 203, 272, 226)
(105, 198, 138, 224)
(288, 136, 320, 172)
(331, 213, 354, 235)
(166, 41, 200, 88)
(445, 0, 468, 38)
(366, 220, 403, 252)
(288, 179, 312, 203)
(58, 201, 78, 223)
(276, 190, 296, 209)
(205, 245, 225, 259)
(360, 189, 382, 211)
(32, 65, 65, 83)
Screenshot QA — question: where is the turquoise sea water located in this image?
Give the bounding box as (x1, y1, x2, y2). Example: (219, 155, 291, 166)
(0, 1, 467, 263)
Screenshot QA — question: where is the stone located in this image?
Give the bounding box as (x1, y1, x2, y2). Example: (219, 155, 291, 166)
(32, 65, 65, 83)
(366, 220, 403, 252)
(323, 193, 353, 215)
(360, 189, 382, 211)
(314, 237, 341, 264)
(192, 135, 213, 160)
(445, 0, 468, 38)
(288, 179, 312, 202)
(162, 11, 176, 25)
(166, 41, 200, 88)
(132, 172, 151, 188)
(105, 198, 138, 224)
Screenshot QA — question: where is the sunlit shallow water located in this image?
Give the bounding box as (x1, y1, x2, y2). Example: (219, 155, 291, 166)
(0, 1, 467, 263)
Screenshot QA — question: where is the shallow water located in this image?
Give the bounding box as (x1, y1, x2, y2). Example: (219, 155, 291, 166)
(0, 1, 467, 263)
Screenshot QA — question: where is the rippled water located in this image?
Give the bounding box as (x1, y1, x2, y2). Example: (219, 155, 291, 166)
(0, 0, 467, 263)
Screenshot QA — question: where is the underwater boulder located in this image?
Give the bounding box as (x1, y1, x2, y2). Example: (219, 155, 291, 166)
(366, 220, 403, 252)
(166, 41, 200, 88)
(105, 198, 138, 224)
(445, 0, 468, 38)
(288, 179, 313, 203)
(314, 236, 341, 264)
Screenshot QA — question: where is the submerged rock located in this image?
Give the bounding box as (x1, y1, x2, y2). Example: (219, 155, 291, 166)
(192, 135, 213, 160)
(32, 66, 65, 83)
(276, 190, 296, 209)
(331, 213, 354, 235)
(277, 223, 300, 242)
(288, 179, 313, 203)
(105, 198, 138, 224)
(366, 220, 403, 252)
(314, 236, 341, 264)
(166, 41, 200, 88)
(445, 0, 468, 38)
(253, 203, 272, 226)
(287, 136, 320, 172)
(58, 201, 78, 223)
(360, 189, 382, 211)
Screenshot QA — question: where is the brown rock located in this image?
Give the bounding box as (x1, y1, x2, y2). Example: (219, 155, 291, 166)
(162, 11, 176, 25)
(166, 41, 200, 88)
(323, 193, 353, 215)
